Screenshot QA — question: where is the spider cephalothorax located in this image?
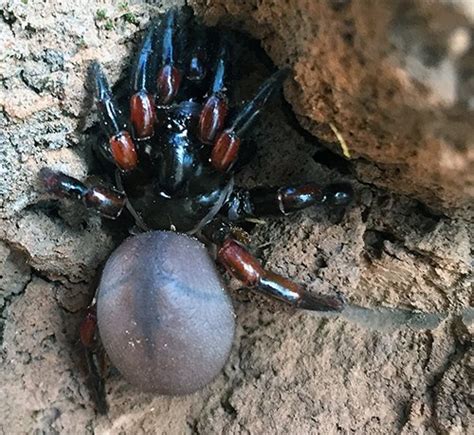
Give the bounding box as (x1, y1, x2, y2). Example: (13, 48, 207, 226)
(39, 7, 353, 413)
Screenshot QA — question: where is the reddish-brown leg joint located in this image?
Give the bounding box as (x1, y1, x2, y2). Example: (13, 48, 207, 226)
(130, 91, 156, 139)
(278, 184, 324, 213)
(83, 186, 126, 220)
(80, 306, 98, 349)
(109, 131, 138, 172)
(217, 237, 344, 312)
(156, 65, 182, 104)
(199, 95, 228, 144)
(218, 239, 264, 286)
(39, 168, 126, 219)
(80, 304, 108, 414)
(210, 129, 241, 172)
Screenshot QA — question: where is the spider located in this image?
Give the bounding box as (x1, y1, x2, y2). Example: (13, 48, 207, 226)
(39, 7, 353, 413)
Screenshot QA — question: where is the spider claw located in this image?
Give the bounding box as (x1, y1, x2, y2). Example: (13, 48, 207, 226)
(131, 23, 158, 94)
(230, 67, 291, 137)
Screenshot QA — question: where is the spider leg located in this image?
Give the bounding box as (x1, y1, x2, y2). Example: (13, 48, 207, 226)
(156, 8, 183, 104)
(39, 168, 126, 219)
(130, 23, 158, 140)
(224, 182, 354, 220)
(198, 42, 229, 144)
(80, 304, 108, 414)
(210, 68, 290, 172)
(91, 62, 138, 172)
(203, 219, 345, 312)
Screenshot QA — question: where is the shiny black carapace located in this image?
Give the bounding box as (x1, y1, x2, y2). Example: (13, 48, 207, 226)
(39, 7, 353, 413)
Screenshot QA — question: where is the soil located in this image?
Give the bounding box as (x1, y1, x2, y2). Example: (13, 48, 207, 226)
(0, 1, 472, 434)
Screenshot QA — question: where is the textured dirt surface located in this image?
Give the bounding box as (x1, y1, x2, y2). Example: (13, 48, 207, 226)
(193, 0, 474, 216)
(0, 1, 472, 434)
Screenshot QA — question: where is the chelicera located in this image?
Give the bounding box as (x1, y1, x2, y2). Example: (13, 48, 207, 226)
(39, 7, 353, 413)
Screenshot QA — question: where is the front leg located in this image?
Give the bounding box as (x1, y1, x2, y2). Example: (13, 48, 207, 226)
(91, 62, 138, 172)
(198, 41, 229, 144)
(210, 68, 290, 172)
(224, 182, 354, 221)
(203, 219, 345, 312)
(156, 8, 183, 104)
(129, 22, 158, 140)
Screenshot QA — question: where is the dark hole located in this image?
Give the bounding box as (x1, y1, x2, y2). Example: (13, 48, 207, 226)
(315, 255, 328, 269)
(363, 229, 398, 259)
(313, 148, 352, 175)
(330, 0, 351, 12)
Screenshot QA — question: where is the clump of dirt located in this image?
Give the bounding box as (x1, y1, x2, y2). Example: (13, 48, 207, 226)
(0, 1, 472, 434)
(193, 0, 474, 216)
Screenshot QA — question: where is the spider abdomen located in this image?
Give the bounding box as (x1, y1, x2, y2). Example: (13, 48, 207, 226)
(97, 231, 235, 395)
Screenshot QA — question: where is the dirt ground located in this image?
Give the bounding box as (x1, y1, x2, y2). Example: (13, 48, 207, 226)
(0, 1, 472, 434)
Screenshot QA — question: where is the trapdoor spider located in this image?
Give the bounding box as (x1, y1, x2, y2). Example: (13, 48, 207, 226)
(39, 7, 353, 413)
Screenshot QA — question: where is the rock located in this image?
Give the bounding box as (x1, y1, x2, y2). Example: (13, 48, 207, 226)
(192, 0, 474, 216)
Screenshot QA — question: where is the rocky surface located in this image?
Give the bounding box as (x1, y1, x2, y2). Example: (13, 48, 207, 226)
(193, 0, 474, 216)
(0, 0, 472, 434)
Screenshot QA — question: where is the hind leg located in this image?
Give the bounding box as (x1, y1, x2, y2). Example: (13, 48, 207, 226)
(223, 182, 354, 221)
(203, 219, 345, 312)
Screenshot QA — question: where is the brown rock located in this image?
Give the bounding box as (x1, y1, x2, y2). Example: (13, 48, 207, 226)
(192, 0, 474, 215)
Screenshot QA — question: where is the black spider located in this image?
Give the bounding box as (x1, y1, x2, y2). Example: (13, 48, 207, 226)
(39, 7, 353, 413)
